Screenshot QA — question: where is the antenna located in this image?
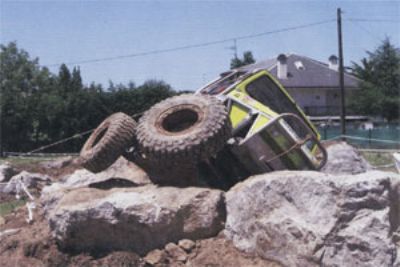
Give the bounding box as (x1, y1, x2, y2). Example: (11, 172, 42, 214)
(227, 39, 238, 59)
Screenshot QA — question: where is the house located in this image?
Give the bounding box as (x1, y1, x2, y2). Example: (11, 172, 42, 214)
(239, 53, 362, 117)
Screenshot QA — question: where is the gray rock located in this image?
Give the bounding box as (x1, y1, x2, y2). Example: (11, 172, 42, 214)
(225, 170, 400, 267)
(322, 142, 372, 174)
(46, 185, 225, 256)
(0, 228, 21, 239)
(41, 157, 151, 212)
(3, 171, 50, 194)
(144, 249, 166, 265)
(0, 163, 18, 182)
(40, 156, 73, 169)
(178, 239, 195, 252)
(58, 156, 150, 189)
(165, 242, 187, 262)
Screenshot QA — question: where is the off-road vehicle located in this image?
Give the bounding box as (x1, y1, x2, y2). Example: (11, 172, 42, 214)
(79, 69, 327, 187)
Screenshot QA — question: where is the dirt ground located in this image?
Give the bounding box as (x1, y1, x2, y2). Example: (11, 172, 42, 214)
(0, 158, 280, 267)
(0, 203, 280, 267)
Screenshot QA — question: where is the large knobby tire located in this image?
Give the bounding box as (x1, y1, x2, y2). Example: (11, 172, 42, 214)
(136, 94, 232, 164)
(80, 112, 137, 173)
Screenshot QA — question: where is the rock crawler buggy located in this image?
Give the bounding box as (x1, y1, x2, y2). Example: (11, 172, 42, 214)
(80, 69, 327, 188)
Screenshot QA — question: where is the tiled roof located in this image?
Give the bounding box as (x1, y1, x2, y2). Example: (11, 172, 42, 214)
(239, 53, 361, 88)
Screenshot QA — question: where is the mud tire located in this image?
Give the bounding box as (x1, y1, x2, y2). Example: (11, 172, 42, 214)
(80, 112, 137, 173)
(136, 94, 231, 164)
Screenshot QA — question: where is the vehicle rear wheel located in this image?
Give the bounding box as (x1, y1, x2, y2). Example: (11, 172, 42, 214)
(80, 112, 137, 173)
(136, 94, 232, 164)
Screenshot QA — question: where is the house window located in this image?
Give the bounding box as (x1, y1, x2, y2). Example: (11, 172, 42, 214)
(294, 61, 305, 70)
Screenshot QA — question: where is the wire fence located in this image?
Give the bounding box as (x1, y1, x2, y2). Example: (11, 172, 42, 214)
(319, 124, 400, 150)
(1, 116, 398, 158)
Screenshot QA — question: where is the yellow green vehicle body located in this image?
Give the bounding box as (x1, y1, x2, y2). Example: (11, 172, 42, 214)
(196, 69, 327, 178)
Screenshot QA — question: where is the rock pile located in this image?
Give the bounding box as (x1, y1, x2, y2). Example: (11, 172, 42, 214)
(35, 144, 400, 266)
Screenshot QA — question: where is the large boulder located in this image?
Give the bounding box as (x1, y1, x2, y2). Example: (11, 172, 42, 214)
(39, 156, 74, 169)
(45, 185, 225, 256)
(225, 170, 400, 267)
(322, 142, 372, 174)
(42, 157, 151, 212)
(57, 156, 150, 189)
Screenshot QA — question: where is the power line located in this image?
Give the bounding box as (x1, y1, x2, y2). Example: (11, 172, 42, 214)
(348, 19, 383, 43)
(46, 19, 335, 67)
(346, 18, 400, 23)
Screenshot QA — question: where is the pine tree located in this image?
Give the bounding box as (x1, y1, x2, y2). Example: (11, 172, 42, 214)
(230, 51, 256, 69)
(352, 38, 400, 121)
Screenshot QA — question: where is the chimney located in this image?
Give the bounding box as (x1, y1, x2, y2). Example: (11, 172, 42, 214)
(277, 54, 287, 79)
(328, 55, 338, 71)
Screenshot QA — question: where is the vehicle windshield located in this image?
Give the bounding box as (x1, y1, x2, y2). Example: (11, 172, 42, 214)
(199, 71, 246, 95)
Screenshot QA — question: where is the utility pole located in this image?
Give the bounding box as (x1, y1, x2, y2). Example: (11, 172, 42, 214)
(0, 95, 3, 158)
(337, 8, 346, 140)
(230, 39, 238, 59)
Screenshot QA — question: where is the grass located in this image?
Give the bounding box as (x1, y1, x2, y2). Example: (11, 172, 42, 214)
(360, 151, 397, 173)
(0, 156, 56, 166)
(0, 156, 73, 171)
(0, 199, 26, 217)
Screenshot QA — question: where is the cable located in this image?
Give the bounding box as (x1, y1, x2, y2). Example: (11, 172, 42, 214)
(346, 18, 400, 23)
(347, 19, 383, 42)
(27, 129, 94, 154)
(25, 111, 144, 154)
(46, 19, 335, 67)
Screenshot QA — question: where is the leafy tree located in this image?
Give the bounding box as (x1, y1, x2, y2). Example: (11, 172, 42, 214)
(351, 38, 400, 121)
(71, 67, 83, 91)
(0, 42, 52, 152)
(105, 79, 176, 116)
(230, 51, 256, 69)
(0, 42, 177, 153)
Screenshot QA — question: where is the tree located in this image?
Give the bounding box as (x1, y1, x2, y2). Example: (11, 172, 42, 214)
(351, 38, 400, 121)
(71, 67, 83, 91)
(105, 79, 176, 116)
(230, 51, 256, 69)
(0, 42, 52, 152)
(0, 42, 177, 153)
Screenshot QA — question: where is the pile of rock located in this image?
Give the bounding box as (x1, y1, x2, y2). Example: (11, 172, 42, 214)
(4, 142, 400, 266)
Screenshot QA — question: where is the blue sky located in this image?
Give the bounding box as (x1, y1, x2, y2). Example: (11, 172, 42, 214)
(1, 0, 399, 90)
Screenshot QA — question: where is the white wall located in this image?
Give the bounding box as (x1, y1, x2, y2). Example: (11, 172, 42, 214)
(286, 88, 327, 109)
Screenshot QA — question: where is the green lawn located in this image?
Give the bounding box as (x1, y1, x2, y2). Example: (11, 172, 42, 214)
(360, 151, 397, 173)
(0, 199, 26, 217)
(0, 156, 57, 167)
